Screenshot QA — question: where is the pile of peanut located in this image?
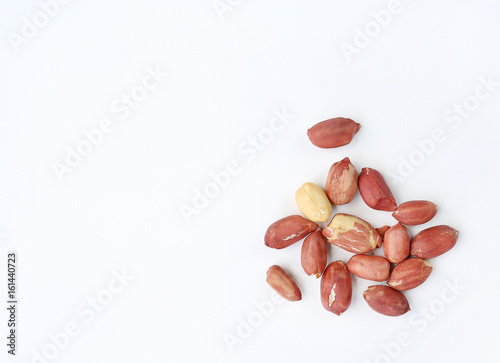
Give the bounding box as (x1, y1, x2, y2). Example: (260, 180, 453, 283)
(265, 118, 459, 316)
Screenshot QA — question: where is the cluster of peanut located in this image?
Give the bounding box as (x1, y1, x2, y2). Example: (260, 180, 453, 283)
(265, 118, 459, 317)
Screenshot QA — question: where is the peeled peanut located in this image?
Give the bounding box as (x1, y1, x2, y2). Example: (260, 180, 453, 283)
(295, 182, 332, 222)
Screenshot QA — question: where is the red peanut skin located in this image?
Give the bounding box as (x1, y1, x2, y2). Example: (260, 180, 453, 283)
(301, 230, 327, 278)
(376, 225, 390, 240)
(307, 118, 361, 148)
(347, 255, 390, 282)
(383, 223, 411, 264)
(363, 285, 410, 317)
(322, 213, 382, 253)
(392, 200, 438, 225)
(358, 168, 397, 211)
(387, 258, 432, 291)
(411, 225, 459, 259)
(265, 215, 318, 249)
(266, 265, 302, 302)
(320, 261, 352, 316)
(325, 157, 358, 205)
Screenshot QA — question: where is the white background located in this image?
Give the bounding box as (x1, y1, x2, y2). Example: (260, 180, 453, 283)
(1, 0, 500, 362)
